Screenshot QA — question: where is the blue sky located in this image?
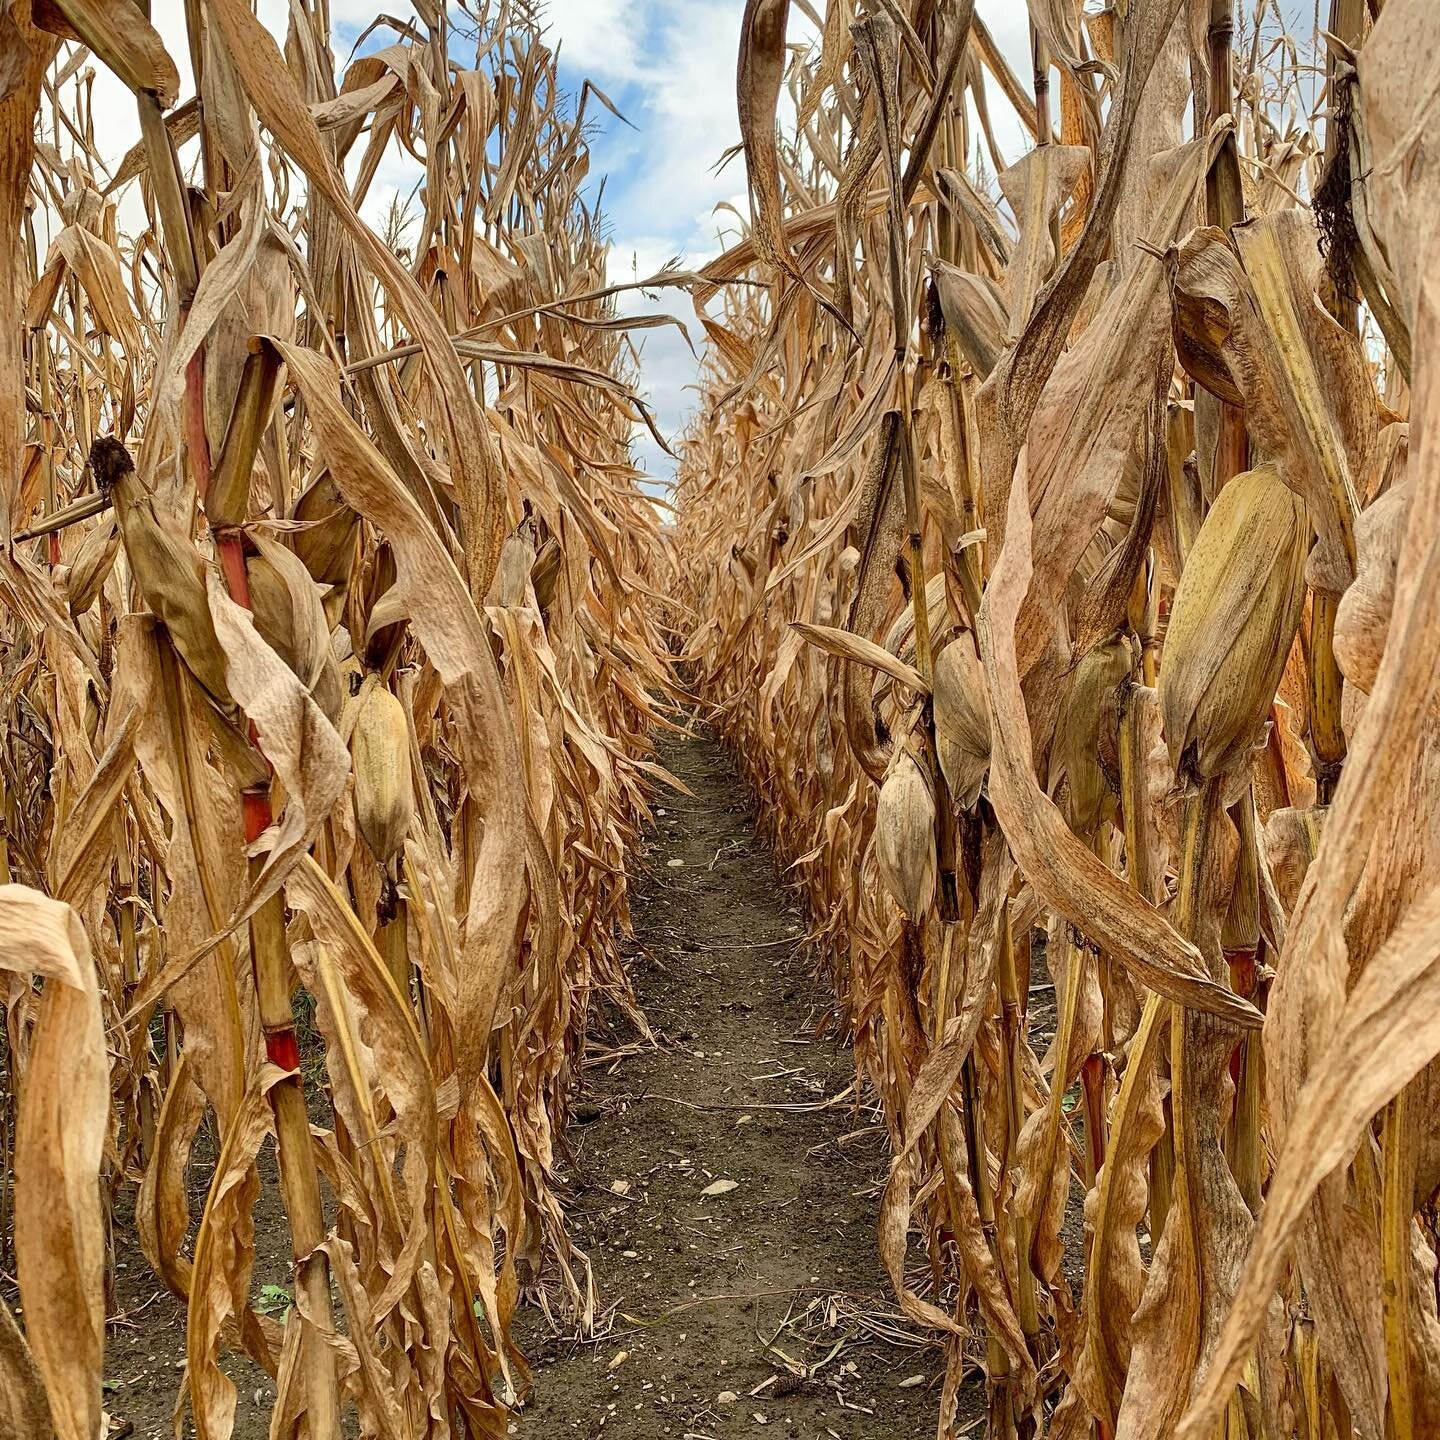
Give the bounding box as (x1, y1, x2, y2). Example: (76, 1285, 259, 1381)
(68, 0, 1080, 491)
(78, 0, 774, 492)
(528, 0, 766, 492)
(532, 0, 1318, 492)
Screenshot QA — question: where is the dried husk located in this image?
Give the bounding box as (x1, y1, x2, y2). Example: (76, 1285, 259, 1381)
(932, 637, 990, 810)
(95, 437, 232, 706)
(62, 515, 119, 616)
(1055, 633, 1131, 833)
(1335, 482, 1410, 695)
(874, 749, 937, 921)
(1159, 463, 1309, 780)
(349, 683, 415, 866)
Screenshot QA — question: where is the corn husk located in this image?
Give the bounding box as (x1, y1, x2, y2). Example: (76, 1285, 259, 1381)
(1159, 463, 1309, 780)
(1335, 482, 1411, 695)
(246, 543, 344, 724)
(349, 683, 414, 866)
(874, 749, 936, 921)
(1055, 633, 1131, 833)
(64, 517, 119, 617)
(95, 438, 232, 707)
(932, 637, 990, 810)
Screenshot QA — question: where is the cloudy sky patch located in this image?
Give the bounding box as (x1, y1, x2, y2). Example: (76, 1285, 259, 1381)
(533, 0, 1039, 492)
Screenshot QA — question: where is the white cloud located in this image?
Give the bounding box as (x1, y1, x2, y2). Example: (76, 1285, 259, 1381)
(560, 0, 1046, 480)
(53, 0, 292, 244)
(537, 0, 648, 85)
(540, 0, 751, 481)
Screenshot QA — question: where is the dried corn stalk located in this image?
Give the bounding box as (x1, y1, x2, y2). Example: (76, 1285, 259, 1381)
(0, 1, 676, 1434)
(676, 1, 1439, 1436)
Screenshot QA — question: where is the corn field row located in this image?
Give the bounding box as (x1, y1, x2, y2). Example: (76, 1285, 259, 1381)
(5, 0, 1440, 1437)
(676, 0, 1438, 1437)
(0, 1, 677, 1436)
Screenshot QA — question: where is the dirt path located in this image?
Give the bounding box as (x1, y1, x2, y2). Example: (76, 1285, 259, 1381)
(97, 723, 973, 1439)
(515, 724, 975, 1439)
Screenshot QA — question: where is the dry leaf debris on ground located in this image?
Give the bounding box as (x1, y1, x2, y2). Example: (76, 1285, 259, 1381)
(77, 726, 946, 1439)
(513, 728, 967, 1439)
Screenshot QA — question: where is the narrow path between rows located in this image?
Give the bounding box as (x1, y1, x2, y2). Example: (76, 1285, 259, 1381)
(516, 723, 975, 1439)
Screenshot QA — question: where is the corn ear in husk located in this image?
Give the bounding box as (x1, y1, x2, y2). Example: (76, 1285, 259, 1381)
(349, 683, 415, 866)
(1159, 463, 1308, 780)
(1335, 483, 1410, 695)
(1055, 633, 1131, 832)
(932, 637, 990, 810)
(92, 437, 232, 706)
(874, 749, 937, 920)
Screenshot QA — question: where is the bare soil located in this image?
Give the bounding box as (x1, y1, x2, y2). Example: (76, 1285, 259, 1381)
(512, 725, 980, 1438)
(90, 722, 980, 1438)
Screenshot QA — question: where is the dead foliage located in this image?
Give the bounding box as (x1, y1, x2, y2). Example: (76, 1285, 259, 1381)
(0, 1, 677, 1435)
(675, 1, 1436, 1436)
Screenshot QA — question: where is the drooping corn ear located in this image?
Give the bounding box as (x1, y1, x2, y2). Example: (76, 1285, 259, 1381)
(64, 515, 120, 616)
(932, 638, 990, 810)
(1159, 463, 1309, 781)
(91, 436, 233, 706)
(349, 683, 414, 866)
(1055, 633, 1131, 833)
(246, 538, 344, 725)
(1262, 803, 1325, 917)
(205, 344, 282, 531)
(292, 468, 359, 623)
(1169, 226, 1246, 407)
(929, 255, 1008, 380)
(874, 749, 937, 921)
(491, 527, 537, 609)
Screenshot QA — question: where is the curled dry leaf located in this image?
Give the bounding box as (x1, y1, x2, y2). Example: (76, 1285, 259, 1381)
(0, 885, 105, 1440)
(791, 619, 929, 696)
